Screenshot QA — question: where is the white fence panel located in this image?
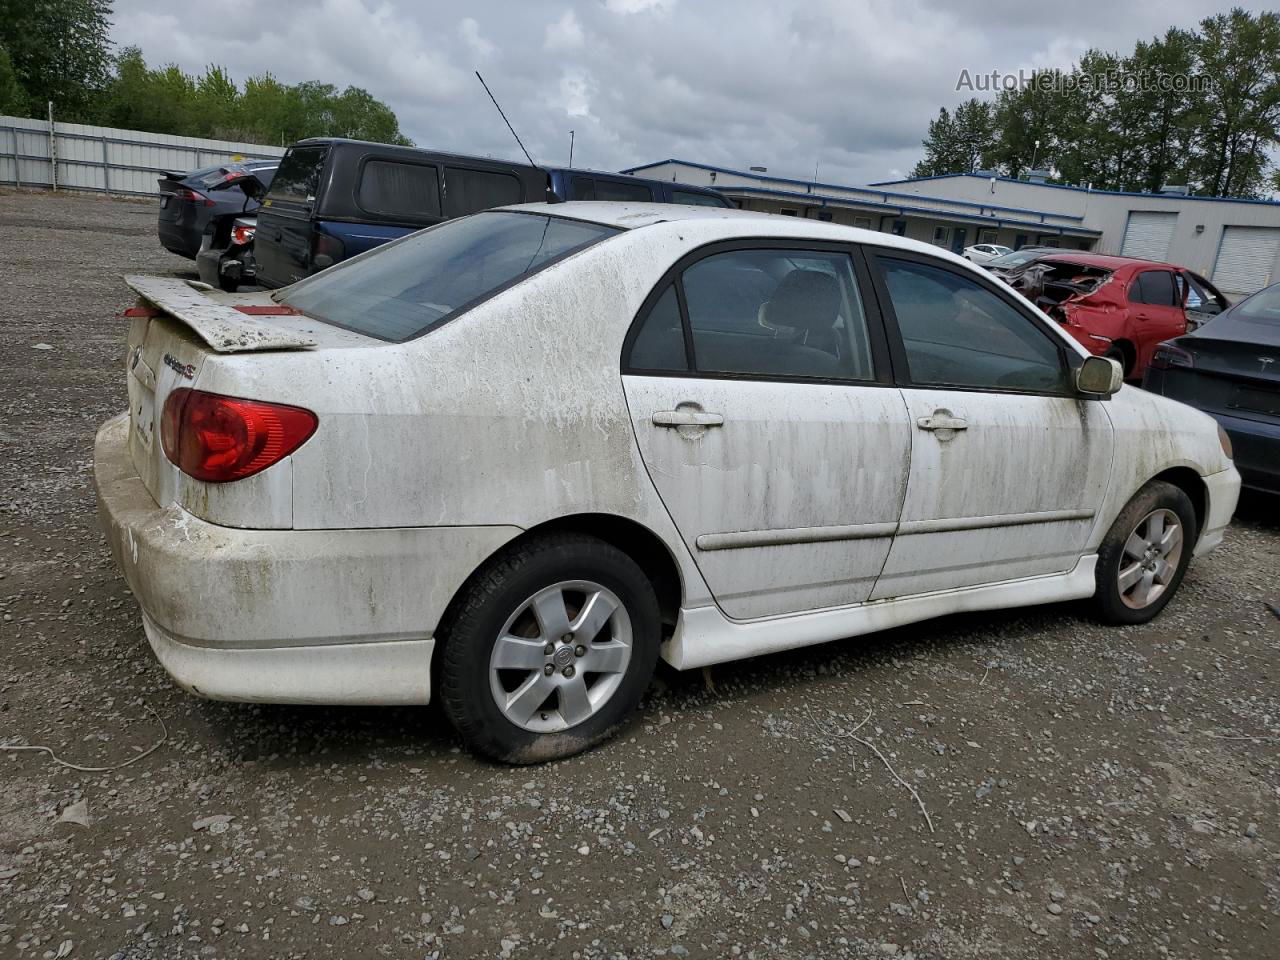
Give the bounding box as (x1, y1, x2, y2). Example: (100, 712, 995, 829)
(0, 114, 286, 197)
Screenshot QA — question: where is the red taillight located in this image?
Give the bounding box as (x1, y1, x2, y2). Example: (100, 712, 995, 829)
(312, 232, 346, 268)
(1150, 343, 1195, 370)
(231, 223, 256, 245)
(174, 187, 214, 207)
(160, 388, 317, 483)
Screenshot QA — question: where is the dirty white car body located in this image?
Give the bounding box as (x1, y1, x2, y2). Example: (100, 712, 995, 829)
(95, 202, 1240, 761)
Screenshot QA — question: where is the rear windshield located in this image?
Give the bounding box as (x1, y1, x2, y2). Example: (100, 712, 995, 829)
(267, 145, 329, 204)
(279, 211, 620, 341)
(186, 163, 248, 189)
(1234, 284, 1280, 325)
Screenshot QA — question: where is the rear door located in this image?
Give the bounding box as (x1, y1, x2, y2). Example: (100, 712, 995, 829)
(1127, 268, 1186, 371)
(622, 242, 911, 620)
(255, 144, 331, 287)
(865, 250, 1114, 598)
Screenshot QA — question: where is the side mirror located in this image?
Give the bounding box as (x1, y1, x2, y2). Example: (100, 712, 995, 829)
(1076, 355, 1123, 397)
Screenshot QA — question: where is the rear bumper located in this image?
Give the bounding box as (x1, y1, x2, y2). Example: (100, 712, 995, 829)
(1195, 466, 1242, 557)
(1215, 413, 1280, 494)
(158, 223, 201, 258)
(93, 413, 521, 704)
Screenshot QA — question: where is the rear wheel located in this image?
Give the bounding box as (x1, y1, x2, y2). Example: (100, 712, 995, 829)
(437, 534, 660, 764)
(1089, 480, 1196, 624)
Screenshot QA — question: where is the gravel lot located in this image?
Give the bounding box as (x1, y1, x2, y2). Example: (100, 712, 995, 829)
(1, 188, 1278, 960)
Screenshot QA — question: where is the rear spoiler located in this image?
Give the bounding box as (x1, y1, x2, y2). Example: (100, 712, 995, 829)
(123, 276, 316, 353)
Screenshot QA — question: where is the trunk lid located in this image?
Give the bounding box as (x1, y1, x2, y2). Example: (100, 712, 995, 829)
(122, 276, 317, 508)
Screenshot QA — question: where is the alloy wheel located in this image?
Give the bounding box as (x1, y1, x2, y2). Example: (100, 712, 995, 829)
(1118, 508, 1184, 610)
(488, 580, 633, 733)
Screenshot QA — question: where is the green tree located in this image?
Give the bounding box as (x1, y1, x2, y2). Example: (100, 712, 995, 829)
(0, 0, 113, 120)
(912, 101, 992, 177)
(0, 46, 26, 115)
(1193, 7, 1280, 197)
(97, 50, 413, 148)
(912, 107, 958, 177)
(986, 70, 1065, 179)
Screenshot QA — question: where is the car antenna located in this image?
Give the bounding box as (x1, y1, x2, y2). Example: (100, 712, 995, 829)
(475, 71, 537, 168)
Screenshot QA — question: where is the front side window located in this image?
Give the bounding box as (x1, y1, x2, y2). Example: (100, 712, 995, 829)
(879, 256, 1069, 394)
(357, 160, 441, 219)
(628, 249, 876, 381)
(281, 212, 618, 341)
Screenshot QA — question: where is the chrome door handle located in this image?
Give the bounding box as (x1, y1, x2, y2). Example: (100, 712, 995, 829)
(652, 410, 725, 428)
(917, 409, 968, 441)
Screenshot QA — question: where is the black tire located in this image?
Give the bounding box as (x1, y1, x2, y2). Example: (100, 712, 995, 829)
(217, 272, 239, 293)
(436, 533, 660, 764)
(1104, 347, 1129, 378)
(1089, 480, 1197, 625)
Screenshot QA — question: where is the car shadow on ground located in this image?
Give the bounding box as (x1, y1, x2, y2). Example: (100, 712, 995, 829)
(183, 597, 1082, 771)
(1235, 489, 1279, 530)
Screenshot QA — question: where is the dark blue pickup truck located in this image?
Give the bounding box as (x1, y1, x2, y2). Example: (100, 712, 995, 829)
(254, 138, 733, 288)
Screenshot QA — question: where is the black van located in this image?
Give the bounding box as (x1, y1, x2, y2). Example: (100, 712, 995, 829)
(255, 139, 552, 288)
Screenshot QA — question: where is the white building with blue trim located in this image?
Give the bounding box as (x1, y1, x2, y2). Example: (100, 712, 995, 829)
(623, 160, 1280, 299)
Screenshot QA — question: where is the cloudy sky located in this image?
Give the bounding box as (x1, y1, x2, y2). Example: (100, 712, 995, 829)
(110, 0, 1261, 186)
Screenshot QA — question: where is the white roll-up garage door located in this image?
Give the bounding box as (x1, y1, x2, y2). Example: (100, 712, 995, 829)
(1212, 226, 1280, 298)
(1120, 211, 1177, 260)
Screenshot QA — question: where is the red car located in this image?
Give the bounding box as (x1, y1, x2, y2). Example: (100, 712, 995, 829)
(1009, 253, 1230, 379)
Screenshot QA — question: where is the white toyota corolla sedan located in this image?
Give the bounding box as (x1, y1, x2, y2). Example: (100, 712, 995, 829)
(95, 203, 1240, 763)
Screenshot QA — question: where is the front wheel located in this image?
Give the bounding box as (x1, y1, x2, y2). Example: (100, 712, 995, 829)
(1089, 480, 1196, 624)
(436, 534, 660, 764)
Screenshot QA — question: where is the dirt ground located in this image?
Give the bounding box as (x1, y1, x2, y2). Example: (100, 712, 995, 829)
(1, 188, 1278, 960)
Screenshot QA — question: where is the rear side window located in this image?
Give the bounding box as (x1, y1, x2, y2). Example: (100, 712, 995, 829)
(671, 189, 730, 207)
(1131, 270, 1177, 306)
(627, 249, 876, 382)
(443, 167, 523, 217)
(267, 146, 329, 203)
(280, 211, 619, 342)
(628, 285, 688, 371)
(357, 160, 441, 219)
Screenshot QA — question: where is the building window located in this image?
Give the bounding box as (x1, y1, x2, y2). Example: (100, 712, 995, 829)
(979, 229, 998, 245)
(853, 217, 872, 229)
(817, 211, 834, 222)
(779, 208, 800, 217)
(932, 226, 950, 247)
(891, 219, 907, 236)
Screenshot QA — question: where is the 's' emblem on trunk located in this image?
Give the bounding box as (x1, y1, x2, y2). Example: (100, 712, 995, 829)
(163, 353, 196, 379)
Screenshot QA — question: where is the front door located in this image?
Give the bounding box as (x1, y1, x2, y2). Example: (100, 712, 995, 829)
(950, 227, 967, 255)
(621, 244, 911, 620)
(866, 251, 1114, 598)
